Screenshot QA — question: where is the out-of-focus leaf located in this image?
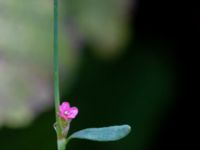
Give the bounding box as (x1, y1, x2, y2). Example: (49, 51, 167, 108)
(62, 0, 132, 58)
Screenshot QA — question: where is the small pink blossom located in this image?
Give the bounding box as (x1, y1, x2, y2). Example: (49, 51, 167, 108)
(59, 102, 78, 120)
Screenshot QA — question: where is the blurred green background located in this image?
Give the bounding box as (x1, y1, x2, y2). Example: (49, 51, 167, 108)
(0, 0, 181, 150)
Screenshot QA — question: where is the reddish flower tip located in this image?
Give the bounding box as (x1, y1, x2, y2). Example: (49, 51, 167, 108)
(59, 102, 78, 121)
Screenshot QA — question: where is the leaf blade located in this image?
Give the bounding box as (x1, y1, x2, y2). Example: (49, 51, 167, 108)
(68, 125, 131, 142)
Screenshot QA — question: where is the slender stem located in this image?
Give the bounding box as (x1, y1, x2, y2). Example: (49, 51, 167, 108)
(54, 0, 65, 149)
(54, 0, 59, 116)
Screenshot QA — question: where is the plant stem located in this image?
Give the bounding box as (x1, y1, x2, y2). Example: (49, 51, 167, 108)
(54, 0, 59, 114)
(58, 139, 67, 150)
(54, 0, 65, 149)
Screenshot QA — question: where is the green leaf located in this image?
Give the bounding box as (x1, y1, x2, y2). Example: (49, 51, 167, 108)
(68, 125, 131, 142)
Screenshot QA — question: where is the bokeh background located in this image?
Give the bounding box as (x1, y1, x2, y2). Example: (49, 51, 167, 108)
(0, 0, 186, 150)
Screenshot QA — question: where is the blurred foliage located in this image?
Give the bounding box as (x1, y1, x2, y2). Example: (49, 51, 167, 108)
(0, 0, 53, 127)
(62, 0, 132, 59)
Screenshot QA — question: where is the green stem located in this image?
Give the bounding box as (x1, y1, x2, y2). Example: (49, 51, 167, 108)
(54, 0, 59, 115)
(58, 139, 67, 150)
(53, 0, 65, 149)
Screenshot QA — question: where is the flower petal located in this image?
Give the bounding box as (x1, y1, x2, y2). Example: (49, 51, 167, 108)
(60, 102, 70, 111)
(68, 107, 79, 119)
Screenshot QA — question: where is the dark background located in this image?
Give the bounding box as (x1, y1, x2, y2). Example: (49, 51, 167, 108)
(0, 0, 192, 149)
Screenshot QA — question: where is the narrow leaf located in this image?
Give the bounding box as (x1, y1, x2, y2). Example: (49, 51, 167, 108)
(68, 125, 131, 142)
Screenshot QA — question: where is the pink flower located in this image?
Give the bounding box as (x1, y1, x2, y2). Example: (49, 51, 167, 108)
(59, 102, 78, 120)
